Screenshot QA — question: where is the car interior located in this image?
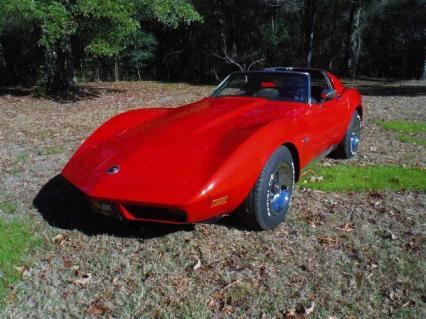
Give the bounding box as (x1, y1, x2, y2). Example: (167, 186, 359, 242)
(215, 71, 336, 104)
(307, 71, 333, 103)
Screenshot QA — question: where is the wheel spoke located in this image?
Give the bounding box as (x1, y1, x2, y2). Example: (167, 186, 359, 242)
(350, 116, 361, 154)
(269, 163, 291, 214)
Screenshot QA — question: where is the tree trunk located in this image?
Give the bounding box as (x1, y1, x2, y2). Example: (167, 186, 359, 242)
(304, 0, 317, 67)
(114, 56, 119, 82)
(136, 61, 141, 81)
(423, 47, 426, 80)
(345, 0, 362, 77)
(0, 42, 6, 69)
(95, 65, 101, 82)
(328, 1, 339, 70)
(46, 35, 76, 93)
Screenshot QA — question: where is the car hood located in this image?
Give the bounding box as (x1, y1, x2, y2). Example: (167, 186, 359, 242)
(63, 97, 301, 204)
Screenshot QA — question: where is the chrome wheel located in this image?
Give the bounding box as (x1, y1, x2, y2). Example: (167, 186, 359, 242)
(350, 115, 361, 154)
(268, 162, 292, 216)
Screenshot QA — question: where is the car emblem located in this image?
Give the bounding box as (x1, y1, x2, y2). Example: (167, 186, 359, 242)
(106, 165, 120, 175)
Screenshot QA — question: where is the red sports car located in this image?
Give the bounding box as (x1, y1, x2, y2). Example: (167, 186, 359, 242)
(62, 67, 362, 230)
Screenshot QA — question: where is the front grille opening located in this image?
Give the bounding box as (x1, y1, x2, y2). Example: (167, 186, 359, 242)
(124, 205, 188, 222)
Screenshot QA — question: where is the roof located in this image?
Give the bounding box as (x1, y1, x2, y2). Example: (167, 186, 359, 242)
(264, 66, 325, 73)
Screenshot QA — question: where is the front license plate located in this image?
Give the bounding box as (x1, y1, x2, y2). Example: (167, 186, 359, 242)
(90, 200, 122, 220)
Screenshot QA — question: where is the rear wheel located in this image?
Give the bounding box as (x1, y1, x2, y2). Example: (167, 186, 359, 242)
(335, 111, 362, 159)
(238, 146, 295, 230)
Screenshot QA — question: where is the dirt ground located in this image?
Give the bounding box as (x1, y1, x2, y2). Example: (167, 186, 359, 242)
(0, 80, 425, 318)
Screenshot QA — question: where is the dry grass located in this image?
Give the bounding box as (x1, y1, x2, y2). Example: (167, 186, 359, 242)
(0, 80, 425, 318)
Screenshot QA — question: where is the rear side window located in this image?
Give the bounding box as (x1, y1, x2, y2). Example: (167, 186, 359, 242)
(309, 71, 331, 103)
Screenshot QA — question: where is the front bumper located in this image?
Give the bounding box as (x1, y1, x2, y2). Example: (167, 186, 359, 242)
(90, 199, 188, 223)
(90, 200, 123, 221)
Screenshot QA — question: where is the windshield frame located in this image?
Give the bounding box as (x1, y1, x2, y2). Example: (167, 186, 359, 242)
(210, 71, 312, 104)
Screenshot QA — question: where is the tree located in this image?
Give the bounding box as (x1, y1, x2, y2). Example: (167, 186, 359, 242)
(304, 0, 317, 67)
(1, 0, 425, 88)
(0, 0, 201, 92)
(344, 0, 362, 77)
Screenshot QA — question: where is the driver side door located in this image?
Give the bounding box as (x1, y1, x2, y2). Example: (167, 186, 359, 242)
(306, 71, 345, 156)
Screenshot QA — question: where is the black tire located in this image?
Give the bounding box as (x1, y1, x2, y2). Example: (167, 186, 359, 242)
(238, 146, 295, 230)
(334, 111, 362, 159)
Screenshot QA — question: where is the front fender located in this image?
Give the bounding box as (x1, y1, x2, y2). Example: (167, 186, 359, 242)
(190, 119, 304, 221)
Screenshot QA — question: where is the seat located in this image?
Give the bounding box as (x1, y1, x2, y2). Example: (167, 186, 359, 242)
(255, 88, 279, 99)
(311, 86, 323, 103)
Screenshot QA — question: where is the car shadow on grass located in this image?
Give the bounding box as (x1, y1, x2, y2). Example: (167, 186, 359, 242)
(33, 175, 194, 239)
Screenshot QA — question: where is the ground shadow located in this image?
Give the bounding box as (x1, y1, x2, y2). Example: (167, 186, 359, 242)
(354, 85, 426, 97)
(0, 85, 125, 103)
(33, 175, 194, 239)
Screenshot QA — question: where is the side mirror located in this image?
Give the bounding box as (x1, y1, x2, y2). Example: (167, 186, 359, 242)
(320, 89, 337, 102)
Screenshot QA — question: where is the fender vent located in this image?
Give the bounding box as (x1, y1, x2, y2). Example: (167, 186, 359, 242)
(123, 205, 188, 222)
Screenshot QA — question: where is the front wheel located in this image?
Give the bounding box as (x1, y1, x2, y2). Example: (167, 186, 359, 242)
(238, 146, 295, 230)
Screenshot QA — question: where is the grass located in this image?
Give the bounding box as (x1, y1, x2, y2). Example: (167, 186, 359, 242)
(302, 165, 426, 191)
(11, 153, 28, 175)
(377, 120, 426, 147)
(1, 81, 426, 318)
(37, 145, 66, 156)
(376, 120, 426, 134)
(0, 202, 16, 215)
(398, 134, 426, 146)
(0, 219, 40, 308)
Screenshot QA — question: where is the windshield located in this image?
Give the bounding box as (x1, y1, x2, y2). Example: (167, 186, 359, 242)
(212, 72, 309, 103)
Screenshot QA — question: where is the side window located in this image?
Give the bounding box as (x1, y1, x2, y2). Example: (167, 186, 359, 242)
(310, 71, 331, 103)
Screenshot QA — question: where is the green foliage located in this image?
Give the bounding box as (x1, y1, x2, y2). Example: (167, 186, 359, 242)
(126, 30, 158, 65)
(0, 0, 201, 91)
(37, 1, 74, 47)
(377, 120, 426, 134)
(1, 0, 425, 87)
(377, 120, 426, 147)
(136, 0, 202, 28)
(76, 0, 138, 58)
(0, 0, 37, 32)
(302, 165, 426, 191)
(0, 219, 40, 308)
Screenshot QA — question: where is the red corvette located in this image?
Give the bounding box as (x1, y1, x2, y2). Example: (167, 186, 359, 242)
(62, 67, 362, 230)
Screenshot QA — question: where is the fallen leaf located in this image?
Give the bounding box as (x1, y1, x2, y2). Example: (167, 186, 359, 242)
(87, 299, 109, 316)
(70, 273, 92, 285)
(318, 237, 338, 246)
(223, 279, 241, 290)
(222, 305, 235, 314)
(336, 223, 354, 232)
(14, 265, 28, 274)
(193, 259, 201, 270)
(305, 301, 315, 315)
(284, 308, 297, 319)
(402, 300, 414, 307)
(309, 176, 324, 182)
(52, 234, 68, 246)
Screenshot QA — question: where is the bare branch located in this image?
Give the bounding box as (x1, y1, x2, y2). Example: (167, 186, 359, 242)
(248, 58, 265, 70)
(213, 52, 244, 71)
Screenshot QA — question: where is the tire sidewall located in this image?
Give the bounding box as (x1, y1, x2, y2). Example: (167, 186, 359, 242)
(344, 111, 361, 158)
(255, 147, 295, 230)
